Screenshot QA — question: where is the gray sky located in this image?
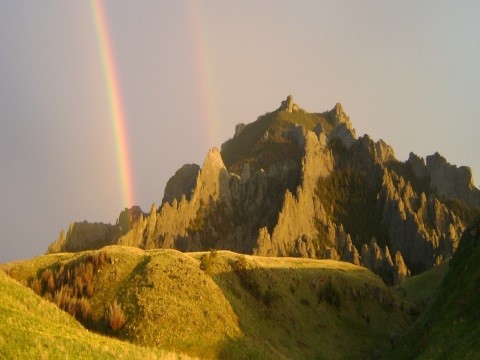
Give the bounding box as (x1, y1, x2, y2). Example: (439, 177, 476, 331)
(1, 1, 479, 262)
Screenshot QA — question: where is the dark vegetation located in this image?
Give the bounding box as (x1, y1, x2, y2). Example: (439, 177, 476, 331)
(317, 276, 341, 308)
(315, 169, 388, 249)
(385, 160, 431, 196)
(232, 256, 280, 307)
(189, 200, 235, 251)
(25, 251, 124, 332)
(106, 299, 127, 332)
(200, 249, 218, 275)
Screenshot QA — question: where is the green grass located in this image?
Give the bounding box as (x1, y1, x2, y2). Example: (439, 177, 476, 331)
(388, 220, 480, 359)
(394, 260, 449, 311)
(3, 246, 412, 359)
(0, 268, 194, 360)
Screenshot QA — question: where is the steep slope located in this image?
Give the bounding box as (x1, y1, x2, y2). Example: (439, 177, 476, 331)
(0, 268, 193, 359)
(47, 96, 480, 283)
(394, 259, 449, 313)
(3, 246, 412, 360)
(388, 216, 480, 359)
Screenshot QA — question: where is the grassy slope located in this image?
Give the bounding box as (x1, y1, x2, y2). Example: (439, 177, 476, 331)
(2, 246, 412, 360)
(394, 260, 449, 311)
(389, 226, 480, 359)
(201, 253, 411, 360)
(0, 268, 194, 360)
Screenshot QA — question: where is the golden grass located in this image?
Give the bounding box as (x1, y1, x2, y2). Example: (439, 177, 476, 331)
(0, 269, 197, 359)
(2, 246, 413, 359)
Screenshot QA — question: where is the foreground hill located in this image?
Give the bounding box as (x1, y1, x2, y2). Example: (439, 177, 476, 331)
(2, 246, 412, 359)
(0, 267, 193, 359)
(47, 96, 480, 284)
(389, 216, 480, 359)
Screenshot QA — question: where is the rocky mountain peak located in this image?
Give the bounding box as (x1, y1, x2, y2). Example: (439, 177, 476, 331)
(279, 95, 300, 113)
(162, 164, 200, 204)
(333, 103, 351, 127)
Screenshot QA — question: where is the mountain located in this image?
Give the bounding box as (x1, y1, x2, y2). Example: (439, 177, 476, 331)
(2, 246, 412, 359)
(389, 215, 480, 358)
(47, 96, 480, 284)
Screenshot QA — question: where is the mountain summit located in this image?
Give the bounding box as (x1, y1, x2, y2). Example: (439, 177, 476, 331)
(48, 96, 480, 283)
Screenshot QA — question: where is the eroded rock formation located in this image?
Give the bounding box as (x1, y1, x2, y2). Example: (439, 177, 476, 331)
(47, 96, 480, 284)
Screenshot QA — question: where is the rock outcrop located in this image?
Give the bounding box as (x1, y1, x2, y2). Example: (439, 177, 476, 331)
(47, 221, 122, 253)
(162, 164, 200, 204)
(279, 95, 300, 113)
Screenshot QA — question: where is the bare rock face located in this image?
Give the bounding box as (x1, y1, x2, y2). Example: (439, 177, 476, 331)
(426, 152, 480, 207)
(279, 95, 300, 113)
(47, 221, 122, 253)
(375, 139, 396, 163)
(162, 164, 200, 204)
(407, 152, 428, 179)
(234, 123, 246, 137)
(393, 251, 410, 285)
(253, 129, 334, 257)
(379, 168, 464, 274)
(327, 103, 356, 148)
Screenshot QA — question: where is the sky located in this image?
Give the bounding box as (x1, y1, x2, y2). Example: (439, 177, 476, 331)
(1, 1, 479, 263)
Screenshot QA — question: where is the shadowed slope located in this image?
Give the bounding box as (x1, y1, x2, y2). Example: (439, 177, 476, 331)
(389, 217, 480, 359)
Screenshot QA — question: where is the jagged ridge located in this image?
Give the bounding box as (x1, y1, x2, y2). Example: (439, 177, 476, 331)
(47, 96, 480, 283)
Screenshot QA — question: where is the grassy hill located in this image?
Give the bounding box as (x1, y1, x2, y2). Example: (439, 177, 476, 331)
(2, 246, 412, 359)
(389, 218, 480, 359)
(0, 267, 194, 359)
(394, 259, 449, 313)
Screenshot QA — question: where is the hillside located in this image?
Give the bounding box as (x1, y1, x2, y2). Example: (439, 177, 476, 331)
(394, 259, 449, 313)
(2, 246, 413, 359)
(389, 216, 480, 359)
(46, 96, 480, 284)
(0, 267, 193, 359)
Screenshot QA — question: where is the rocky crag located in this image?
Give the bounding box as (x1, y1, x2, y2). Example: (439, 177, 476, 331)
(48, 96, 480, 284)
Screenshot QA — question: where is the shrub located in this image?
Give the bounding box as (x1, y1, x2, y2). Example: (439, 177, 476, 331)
(263, 289, 280, 307)
(85, 282, 94, 297)
(84, 262, 94, 284)
(200, 250, 217, 275)
(318, 277, 341, 308)
(106, 299, 127, 332)
(300, 298, 310, 307)
(41, 269, 55, 293)
(74, 276, 84, 297)
(233, 257, 261, 300)
(30, 278, 41, 295)
(77, 297, 92, 322)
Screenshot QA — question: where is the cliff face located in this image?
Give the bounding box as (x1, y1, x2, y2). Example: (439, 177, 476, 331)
(47, 96, 480, 284)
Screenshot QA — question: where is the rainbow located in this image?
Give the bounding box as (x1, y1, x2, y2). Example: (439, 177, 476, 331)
(90, 0, 134, 207)
(188, 1, 219, 147)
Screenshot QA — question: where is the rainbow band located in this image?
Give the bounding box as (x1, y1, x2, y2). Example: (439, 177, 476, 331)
(90, 0, 134, 207)
(188, 1, 218, 147)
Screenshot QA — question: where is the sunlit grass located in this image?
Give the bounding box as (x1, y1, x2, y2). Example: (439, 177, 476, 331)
(0, 269, 196, 359)
(2, 246, 413, 359)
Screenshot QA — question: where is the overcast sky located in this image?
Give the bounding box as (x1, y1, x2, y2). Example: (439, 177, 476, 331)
(1, 1, 479, 262)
